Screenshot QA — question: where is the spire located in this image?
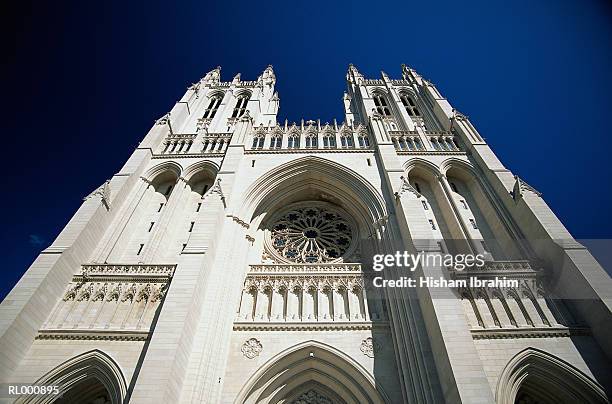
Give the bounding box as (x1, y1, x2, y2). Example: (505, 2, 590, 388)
(258, 65, 276, 87)
(232, 73, 241, 84)
(401, 64, 422, 82)
(202, 66, 221, 84)
(346, 64, 363, 84)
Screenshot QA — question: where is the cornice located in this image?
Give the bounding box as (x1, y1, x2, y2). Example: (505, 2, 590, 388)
(233, 321, 389, 331)
(245, 148, 373, 155)
(470, 326, 590, 340)
(396, 151, 466, 156)
(153, 153, 225, 159)
(36, 329, 149, 341)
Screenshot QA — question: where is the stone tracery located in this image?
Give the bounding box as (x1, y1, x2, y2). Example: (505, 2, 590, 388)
(268, 203, 355, 264)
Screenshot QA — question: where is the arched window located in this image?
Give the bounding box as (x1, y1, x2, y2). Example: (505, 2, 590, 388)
(357, 135, 370, 148)
(452, 137, 460, 150)
(305, 134, 317, 148)
(270, 135, 282, 149)
(340, 134, 354, 148)
(431, 138, 441, 150)
(323, 134, 336, 148)
(413, 138, 424, 150)
(406, 137, 415, 151)
(288, 134, 300, 149)
(400, 93, 421, 117)
(373, 93, 391, 116)
(203, 94, 223, 119)
(252, 135, 265, 149)
(232, 94, 250, 118)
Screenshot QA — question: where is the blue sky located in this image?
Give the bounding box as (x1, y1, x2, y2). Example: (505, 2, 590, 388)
(1, 0, 611, 299)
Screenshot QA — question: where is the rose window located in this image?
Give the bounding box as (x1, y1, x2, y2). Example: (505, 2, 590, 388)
(268, 204, 355, 263)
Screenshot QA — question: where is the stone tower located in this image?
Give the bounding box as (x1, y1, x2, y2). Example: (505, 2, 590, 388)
(1, 65, 610, 403)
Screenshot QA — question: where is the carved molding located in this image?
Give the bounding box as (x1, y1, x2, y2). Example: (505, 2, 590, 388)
(228, 215, 249, 229)
(80, 264, 175, 282)
(471, 327, 590, 340)
(243, 274, 366, 293)
(249, 263, 362, 274)
(233, 322, 389, 331)
(36, 330, 149, 341)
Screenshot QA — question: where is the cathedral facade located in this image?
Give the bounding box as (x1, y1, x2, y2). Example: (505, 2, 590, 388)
(1, 65, 610, 403)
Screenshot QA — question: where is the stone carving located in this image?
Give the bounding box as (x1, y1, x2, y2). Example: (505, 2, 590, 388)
(290, 389, 334, 404)
(241, 338, 263, 359)
(360, 337, 380, 358)
(207, 178, 226, 207)
(395, 176, 420, 199)
(269, 204, 354, 264)
(84, 180, 112, 210)
(203, 66, 221, 84)
(512, 175, 542, 200)
(155, 112, 171, 126)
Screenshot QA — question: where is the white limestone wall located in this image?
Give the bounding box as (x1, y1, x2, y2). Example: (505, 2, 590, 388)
(221, 329, 402, 403)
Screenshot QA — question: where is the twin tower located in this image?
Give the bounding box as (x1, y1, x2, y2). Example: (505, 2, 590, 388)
(1, 65, 610, 403)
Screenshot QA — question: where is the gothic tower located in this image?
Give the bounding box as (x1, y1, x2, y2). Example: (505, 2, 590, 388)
(0, 65, 610, 403)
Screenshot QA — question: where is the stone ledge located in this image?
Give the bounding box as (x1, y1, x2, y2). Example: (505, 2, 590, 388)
(233, 321, 389, 331)
(36, 329, 149, 341)
(470, 326, 590, 339)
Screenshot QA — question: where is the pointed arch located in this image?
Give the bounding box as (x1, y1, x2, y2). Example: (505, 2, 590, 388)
(496, 348, 608, 404)
(404, 157, 442, 179)
(439, 157, 477, 179)
(237, 156, 389, 235)
(235, 340, 389, 404)
(16, 349, 127, 404)
(182, 160, 219, 182)
(142, 161, 182, 183)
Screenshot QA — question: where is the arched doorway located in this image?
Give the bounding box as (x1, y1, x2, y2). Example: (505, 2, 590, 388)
(16, 350, 127, 404)
(235, 341, 389, 404)
(496, 348, 608, 404)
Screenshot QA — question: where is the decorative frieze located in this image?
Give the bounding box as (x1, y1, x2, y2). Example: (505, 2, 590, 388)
(249, 263, 362, 274)
(80, 264, 175, 281)
(233, 322, 388, 331)
(40, 264, 175, 336)
(36, 330, 149, 341)
(471, 327, 590, 340)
